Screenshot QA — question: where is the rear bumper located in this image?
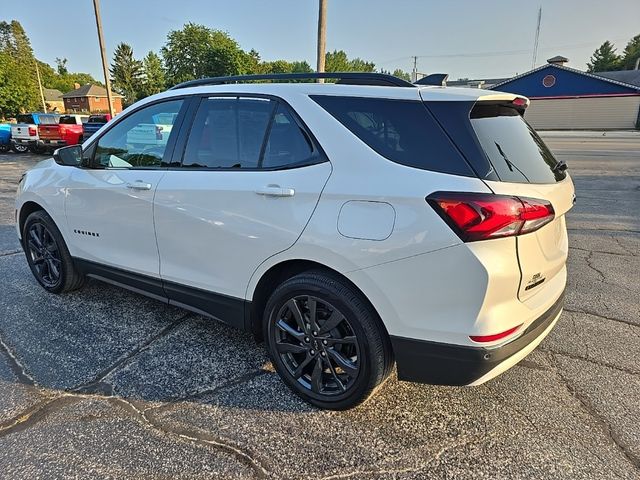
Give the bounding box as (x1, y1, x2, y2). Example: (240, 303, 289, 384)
(390, 291, 564, 386)
(37, 139, 67, 147)
(12, 138, 37, 146)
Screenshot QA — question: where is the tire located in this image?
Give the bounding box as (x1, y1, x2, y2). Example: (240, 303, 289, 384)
(0, 144, 9, 153)
(264, 270, 394, 410)
(29, 145, 44, 154)
(12, 143, 29, 153)
(23, 210, 85, 294)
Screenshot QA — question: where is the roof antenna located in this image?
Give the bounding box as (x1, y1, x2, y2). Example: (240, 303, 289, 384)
(531, 6, 542, 69)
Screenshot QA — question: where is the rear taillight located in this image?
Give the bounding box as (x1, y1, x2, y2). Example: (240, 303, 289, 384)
(59, 127, 66, 135)
(470, 324, 522, 343)
(28, 127, 37, 136)
(427, 192, 555, 242)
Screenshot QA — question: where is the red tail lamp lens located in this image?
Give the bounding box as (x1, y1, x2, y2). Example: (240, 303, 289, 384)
(512, 97, 528, 107)
(427, 192, 554, 242)
(470, 324, 523, 343)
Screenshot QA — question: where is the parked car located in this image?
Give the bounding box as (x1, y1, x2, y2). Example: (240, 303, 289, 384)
(38, 114, 88, 153)
(81, 114, 112, 142)
(11, 113, 60, 153)
(0, 123, 11, 152)
(15, 73, 574, 410)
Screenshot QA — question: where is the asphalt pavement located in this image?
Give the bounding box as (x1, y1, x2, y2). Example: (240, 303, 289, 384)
(0, 134, 638, 479)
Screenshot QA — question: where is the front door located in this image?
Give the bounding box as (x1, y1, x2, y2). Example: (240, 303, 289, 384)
(153, 96, 331, 324)
(64, 98, 186, 280)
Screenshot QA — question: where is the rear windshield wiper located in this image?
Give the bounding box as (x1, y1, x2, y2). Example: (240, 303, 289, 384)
(552, 160, 568, 173)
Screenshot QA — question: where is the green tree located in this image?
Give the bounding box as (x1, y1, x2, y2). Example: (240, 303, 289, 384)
(0, 20, 39, 117)
(110, 42, 143, 105)
(620, 34, 640, 70)
(161, 23, 251, 85)
(55, 57, 68, 75)
(392, 69, 411, 81)
(325, 50, 376, 73)
(587, 41, 621, 72)
(139, 51, 166, 98)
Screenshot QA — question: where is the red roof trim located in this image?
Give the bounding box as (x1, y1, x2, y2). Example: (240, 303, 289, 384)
(529, 93, 640, 100)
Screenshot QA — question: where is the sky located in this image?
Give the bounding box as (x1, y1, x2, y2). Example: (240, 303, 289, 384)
(3, 0, 640, 81)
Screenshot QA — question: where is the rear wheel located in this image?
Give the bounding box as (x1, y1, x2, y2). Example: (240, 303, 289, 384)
(264, 271, 393, 410)
(12, 143, 29, 153)
(23, 210, 85, 294)
(0, 144, 9, 153)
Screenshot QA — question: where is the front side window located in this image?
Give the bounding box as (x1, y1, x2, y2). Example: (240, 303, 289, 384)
(93, 99, 183, 168)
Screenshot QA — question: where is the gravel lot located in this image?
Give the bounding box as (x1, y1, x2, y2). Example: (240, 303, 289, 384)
(0, 133, 638, 479)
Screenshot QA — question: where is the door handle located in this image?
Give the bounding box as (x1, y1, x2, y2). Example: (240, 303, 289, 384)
(126, 181, 152, 191)
(255, 185, 295, 197)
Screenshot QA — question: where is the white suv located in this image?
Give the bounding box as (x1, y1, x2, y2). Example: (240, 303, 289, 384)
(15, 73, 574, 410)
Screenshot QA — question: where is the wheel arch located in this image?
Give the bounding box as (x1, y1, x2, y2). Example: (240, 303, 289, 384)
(18, 200, 48, 240)
(248, 259, 392, 348)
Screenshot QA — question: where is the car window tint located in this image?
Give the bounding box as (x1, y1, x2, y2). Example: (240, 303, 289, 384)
(182, 97, 274, 169)
(94, 99, 183, 169)
(88, 115, 109, 123)
(59, 116, 77, 125)
(311, 95, 474, 176)
(262, 104, 314, 168)
(470, 104, 565, 183)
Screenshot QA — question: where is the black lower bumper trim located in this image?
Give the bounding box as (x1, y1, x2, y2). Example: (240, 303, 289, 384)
(390, 291, 565, 386)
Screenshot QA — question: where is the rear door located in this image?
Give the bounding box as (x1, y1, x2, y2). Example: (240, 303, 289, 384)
(468, 102, 575, 303)
(153, 95, 331, 324)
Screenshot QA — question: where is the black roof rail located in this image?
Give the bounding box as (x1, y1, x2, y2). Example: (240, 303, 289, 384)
(168, 72, 415, 90)
(414, 73, 449, 86)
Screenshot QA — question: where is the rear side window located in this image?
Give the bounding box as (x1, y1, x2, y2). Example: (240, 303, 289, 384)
(470, 104, 565, 183)
(183, 97, 274, 169)
(59, 116, 77, 125)
(311, 95, 474, 176)
(262, 104, 314, 168)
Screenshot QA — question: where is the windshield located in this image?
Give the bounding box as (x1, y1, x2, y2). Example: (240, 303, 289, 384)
(88, 115, 109, 123)
(60, 116, 77, 125)
(470, 104, 566, 184)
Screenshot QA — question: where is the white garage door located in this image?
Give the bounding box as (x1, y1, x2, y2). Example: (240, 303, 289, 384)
(525, 96, 640, 130)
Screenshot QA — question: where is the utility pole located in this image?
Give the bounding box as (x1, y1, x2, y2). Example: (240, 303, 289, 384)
(34, 61, 46, 112)
(316, 0, 327, 83)
(93, 0, 115, 117)
(531, 6, 542, 69)
(411, 56, 418, 83)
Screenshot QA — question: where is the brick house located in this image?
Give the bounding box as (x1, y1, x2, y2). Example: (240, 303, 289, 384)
(62, 83, 123, 114)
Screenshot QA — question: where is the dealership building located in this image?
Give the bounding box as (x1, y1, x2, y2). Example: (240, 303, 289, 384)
(492, 56, 640, 130)
(451, 56, 640, 130)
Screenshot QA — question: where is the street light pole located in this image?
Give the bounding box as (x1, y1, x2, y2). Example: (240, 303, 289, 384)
(316, 0, 327, 83)
(93, 0, 115, 117)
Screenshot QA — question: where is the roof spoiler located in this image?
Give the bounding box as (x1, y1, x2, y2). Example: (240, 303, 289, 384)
(414, 73, 449, 87)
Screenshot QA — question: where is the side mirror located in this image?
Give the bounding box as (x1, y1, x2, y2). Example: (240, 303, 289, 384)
(53, 145, 82, 166)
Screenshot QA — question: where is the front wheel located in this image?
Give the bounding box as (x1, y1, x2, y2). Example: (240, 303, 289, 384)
(23, 210, 85, 294)
(264, 271, 393, 410)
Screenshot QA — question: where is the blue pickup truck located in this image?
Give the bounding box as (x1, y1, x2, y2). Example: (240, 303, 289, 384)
(0, 123, 10, 152)
(81, 114, 112, 142)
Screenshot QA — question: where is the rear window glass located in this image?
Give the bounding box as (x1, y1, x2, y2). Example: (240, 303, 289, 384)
(311, 95, 474, 176)
(16, 114, 34, 124)
(59, 116, 77, 125)
(88, 115, 109, 123)
(470, 104, 565, 183)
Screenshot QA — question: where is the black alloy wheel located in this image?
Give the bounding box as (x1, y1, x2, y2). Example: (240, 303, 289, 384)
(23, 210, 85, 294)
(273, 295, 360, 396)
(264, 271, 393, 410)
(25, 221, 62, 289)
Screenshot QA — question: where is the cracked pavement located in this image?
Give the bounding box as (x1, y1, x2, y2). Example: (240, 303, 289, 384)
(0, 133, 638, 479)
